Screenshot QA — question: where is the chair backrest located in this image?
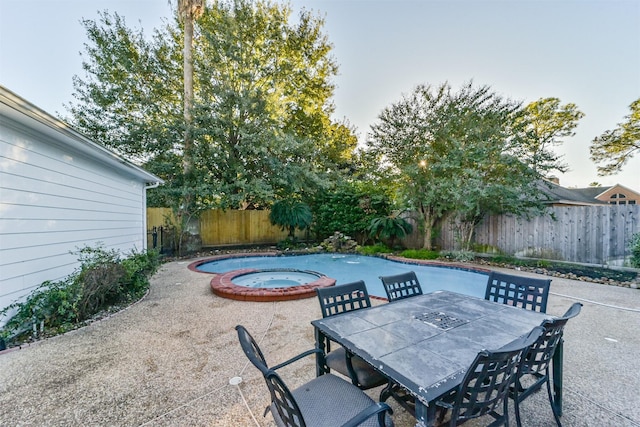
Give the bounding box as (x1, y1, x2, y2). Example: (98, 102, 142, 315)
(484, 271, 551, 313)
(236, 325, 307, 427)
(235, 325, 270, 375)
(449, 326, 544, 425)
(524, 302, 583, 375)
(316, 280, 372, 318)
(264, 370, 306, 427)
(379, 271, 423, 302)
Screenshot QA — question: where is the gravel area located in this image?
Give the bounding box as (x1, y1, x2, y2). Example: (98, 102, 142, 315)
(1, 257, 639, 426)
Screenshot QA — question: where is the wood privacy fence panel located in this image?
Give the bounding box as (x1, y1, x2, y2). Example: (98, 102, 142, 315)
(442, 205, 640, 265)
(199, 209, 291, 246)
(147, 208, 293, 246)
(147, 208, 173, 229)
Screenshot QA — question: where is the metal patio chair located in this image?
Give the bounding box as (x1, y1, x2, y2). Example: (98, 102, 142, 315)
(315, 281, 388, 389)
(377, 271, 423, 412)
(512, 302, 583, 427)
(379, 271, 423, 302)
(235, 325, 393, 427)
(435, 326, 545, 427)
(484, 271, 552, 313)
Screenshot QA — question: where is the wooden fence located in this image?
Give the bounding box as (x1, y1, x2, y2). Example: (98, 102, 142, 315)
(148, 205, 640, 265)
(147, 208, 297, 247)
(438, 205, 640, 265)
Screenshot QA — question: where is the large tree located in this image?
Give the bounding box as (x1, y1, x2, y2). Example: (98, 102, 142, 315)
(518, 97, 584, 175)
(67, 0, 352, 211)
(367, 82, 549, 250)
(590, 98, 640, 175)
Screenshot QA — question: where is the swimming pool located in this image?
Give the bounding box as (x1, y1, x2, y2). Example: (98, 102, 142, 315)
(193, 253, 488, 299)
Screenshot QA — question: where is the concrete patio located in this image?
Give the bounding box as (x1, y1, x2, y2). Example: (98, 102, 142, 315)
(0, 257, 638, 426)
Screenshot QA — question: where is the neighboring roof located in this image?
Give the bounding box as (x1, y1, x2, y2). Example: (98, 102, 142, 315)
(588, 183, 640, 199)
(538, 180, 609, 206)
(571, 186, 613, 200)
(0, 85, 163, 185)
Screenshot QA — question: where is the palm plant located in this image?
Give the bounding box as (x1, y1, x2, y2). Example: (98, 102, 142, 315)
(269, 200, 313, 239)
(368, 214, 413, 248)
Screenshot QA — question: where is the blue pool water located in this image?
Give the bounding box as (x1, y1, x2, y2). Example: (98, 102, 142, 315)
(196, 254, 488, 298)
(232, 270, 322, 288)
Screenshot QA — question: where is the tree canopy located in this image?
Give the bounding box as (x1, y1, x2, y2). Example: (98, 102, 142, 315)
(590, 98, 640, 175)
(518, 97, 584, 175)
(366, 82, 556, 249)
(66, 0, 354, 211)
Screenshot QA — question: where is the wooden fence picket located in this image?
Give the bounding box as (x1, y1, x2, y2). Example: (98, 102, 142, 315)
(460, 205, 639, 265)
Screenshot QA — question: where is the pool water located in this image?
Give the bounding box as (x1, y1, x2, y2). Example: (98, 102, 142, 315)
(232, 270, 322, 288)
(195, 254, 488, 298)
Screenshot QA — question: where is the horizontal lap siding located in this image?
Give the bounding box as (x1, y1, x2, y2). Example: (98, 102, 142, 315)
(0, 121, 146, 311)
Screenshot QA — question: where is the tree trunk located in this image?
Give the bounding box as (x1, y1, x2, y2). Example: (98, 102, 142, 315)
(420, 205, 435, 250)
(182, 13, 194, 176)
(176, 0, 203, 254)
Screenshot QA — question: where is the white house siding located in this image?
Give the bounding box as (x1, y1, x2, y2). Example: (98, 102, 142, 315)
(0, 87, 161, 317)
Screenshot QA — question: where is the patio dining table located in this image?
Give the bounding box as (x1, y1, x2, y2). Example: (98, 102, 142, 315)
(311, 290, 558, 427)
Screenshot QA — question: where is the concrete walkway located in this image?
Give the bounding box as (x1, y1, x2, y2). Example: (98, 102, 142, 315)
(0, 258, 638, 426)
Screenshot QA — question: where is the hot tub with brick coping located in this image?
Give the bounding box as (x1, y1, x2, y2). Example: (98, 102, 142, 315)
(207, 268, 335, 301)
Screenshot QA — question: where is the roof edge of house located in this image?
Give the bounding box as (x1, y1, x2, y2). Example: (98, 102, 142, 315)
(0, 85, 163, 185)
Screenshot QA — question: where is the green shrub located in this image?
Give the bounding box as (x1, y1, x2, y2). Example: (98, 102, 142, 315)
(0, 245, 161, 347)
(275, 237, 312, 251)
(400, 249, 440, 260)
(310, 182, 392, 243)
(630, 233, 640, 268)
(1, 278, 81, 338)
(74, 246, 125, 320)
(358, 244, 393, 255)
(121, 248, 161, 295)
(488, 254, 527, 267)
(535, 259, 551, 268)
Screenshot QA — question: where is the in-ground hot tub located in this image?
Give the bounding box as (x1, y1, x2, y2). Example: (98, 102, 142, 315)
(231, 269, 324, 288)
(190, 257, 336, 301)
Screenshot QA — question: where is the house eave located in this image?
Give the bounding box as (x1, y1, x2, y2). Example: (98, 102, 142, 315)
(0, 85, 163, 185)
(545, 200, 608, 206)
(594, 183, 638, 199)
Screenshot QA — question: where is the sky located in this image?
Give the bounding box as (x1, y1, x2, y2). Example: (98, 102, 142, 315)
(1, 0, 639, 190)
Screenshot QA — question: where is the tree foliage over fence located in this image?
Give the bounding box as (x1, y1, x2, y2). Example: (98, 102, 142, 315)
(67, 0, 354, 211)
(65, 0, 593, 252)
(366, 82, 583, 250)
(590, 98, 640, 176)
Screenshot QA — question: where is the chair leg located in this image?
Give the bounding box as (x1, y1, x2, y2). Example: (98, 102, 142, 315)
(513, 387, 523, 427)
(545, 374, 562, 427)
(379, 382, 393, 402)
(436, 407, 448, 425)
(379, 382, 415, 416)
(503, 394, 510, 427)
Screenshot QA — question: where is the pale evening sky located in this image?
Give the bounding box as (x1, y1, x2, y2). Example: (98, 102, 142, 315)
(1, 0, 638, 190)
